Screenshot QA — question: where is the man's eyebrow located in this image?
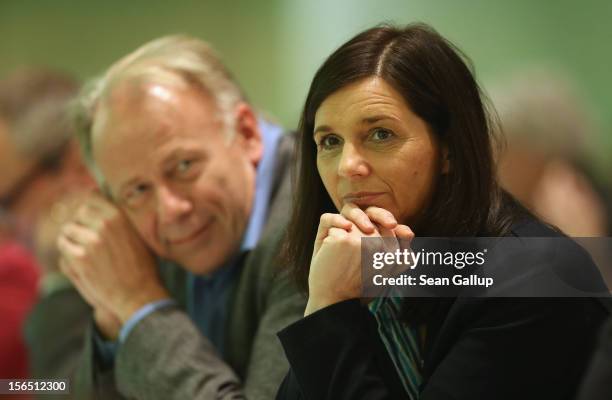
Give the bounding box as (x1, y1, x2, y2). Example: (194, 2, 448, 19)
(161, 149, 183, 168)
(161, 148, 205, 171)
(117, 177, 140, 195)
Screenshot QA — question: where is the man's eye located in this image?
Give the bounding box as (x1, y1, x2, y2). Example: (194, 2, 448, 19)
(371, 128, 394, 141)
(123, 183, 150, 206)
(319, 135, 342, 150)
(177, 159, 192, 173)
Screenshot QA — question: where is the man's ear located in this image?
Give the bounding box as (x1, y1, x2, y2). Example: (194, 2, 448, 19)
(233, 102, 263, 166)
(441, 144, 451, 174)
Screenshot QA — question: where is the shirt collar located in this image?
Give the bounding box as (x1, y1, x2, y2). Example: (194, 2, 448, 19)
(240, 118, 283, 252)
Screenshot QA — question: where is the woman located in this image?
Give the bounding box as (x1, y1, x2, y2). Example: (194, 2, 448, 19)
(276, 23, 609, 399)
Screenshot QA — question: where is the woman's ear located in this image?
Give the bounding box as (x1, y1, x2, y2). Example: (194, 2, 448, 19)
(441, 145, 451, 174)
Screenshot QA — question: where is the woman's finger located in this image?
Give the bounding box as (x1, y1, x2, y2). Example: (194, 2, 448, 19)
(340, 203, 375, 233)
(393, 224, 415, 241)
(327, 227, 349, 238)
(313, 213, 352, 255)
(365, 207, 398, 230)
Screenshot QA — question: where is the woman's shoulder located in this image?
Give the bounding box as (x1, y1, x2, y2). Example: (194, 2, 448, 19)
(498, 216, 610, 297)
(508, 216, 562, 238)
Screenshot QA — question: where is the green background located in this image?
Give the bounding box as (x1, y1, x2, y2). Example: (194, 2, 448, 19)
(1, 0, 610, 172)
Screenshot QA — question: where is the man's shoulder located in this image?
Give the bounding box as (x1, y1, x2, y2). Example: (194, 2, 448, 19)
(258, 130, 295, 246)
(242, 228, 287, 283)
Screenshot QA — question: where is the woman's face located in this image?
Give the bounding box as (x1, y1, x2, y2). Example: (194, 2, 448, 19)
(314, 77, 447, 226)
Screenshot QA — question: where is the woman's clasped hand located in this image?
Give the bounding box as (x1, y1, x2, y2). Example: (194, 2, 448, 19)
(306, 203, 414, 316)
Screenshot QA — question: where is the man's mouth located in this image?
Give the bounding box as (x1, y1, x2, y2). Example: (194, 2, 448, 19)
(166, 216, 214, 246)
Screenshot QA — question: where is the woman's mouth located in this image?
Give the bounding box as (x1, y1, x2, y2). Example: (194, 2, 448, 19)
(342, 191, 386, 207)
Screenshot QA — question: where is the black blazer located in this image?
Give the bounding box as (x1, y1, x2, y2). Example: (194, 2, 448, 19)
(576, 317, 612, 400)
(276, 219, 611, 400)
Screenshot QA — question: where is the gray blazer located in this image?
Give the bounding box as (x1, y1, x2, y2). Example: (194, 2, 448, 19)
(27, 133, 306, 400)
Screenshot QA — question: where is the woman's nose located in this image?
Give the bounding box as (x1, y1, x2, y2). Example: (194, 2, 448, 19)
(338, 144, 370, 179)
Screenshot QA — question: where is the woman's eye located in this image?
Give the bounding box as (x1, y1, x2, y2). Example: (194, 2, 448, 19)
(371, 128, 394, 141)
(319, 135, 342, 150)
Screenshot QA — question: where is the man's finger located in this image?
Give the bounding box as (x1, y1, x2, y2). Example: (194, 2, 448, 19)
(84, 193, 119, 218)
(57, 234, 86, 259)
(72, 203, 106, 231)
(61, 222, 99, 246)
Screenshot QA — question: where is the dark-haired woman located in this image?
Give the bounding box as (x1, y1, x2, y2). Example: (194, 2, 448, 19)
(275, 23, 609, 400)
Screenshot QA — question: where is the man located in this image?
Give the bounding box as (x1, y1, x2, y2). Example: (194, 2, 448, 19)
(56, 35, 304, 399)
(0, 68, 92, 381)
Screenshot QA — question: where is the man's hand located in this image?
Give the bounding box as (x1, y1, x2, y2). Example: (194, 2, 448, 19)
(57, 192, 169, 325)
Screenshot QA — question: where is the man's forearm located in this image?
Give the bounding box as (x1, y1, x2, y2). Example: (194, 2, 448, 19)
(115, 306, 246, 400)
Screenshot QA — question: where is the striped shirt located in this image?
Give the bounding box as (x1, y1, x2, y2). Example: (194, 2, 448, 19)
(369, 297, 423, 399)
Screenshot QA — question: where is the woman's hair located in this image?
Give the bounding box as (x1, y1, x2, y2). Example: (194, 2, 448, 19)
(283, 23, 527, 297)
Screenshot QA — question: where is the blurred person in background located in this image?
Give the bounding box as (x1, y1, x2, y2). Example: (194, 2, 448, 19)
(494, 71, 611, 237)
(54, 35, 304, 400)
(0, 68, 93, 382)
(494, 73, 612, 400)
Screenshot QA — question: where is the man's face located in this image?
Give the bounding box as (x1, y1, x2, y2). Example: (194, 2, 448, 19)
(92, 82, 261, 274)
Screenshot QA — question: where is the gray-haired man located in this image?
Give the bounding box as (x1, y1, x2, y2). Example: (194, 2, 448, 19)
(51, 35, 304, 399)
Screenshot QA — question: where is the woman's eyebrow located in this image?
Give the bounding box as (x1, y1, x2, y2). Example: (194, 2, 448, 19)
(313, 124, 333, 136)
(362, 114, 398, 124)
(314, 114, 399, 135)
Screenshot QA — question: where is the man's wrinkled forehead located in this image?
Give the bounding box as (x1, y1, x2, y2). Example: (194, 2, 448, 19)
(90, 78, 227, 176)
(91, 77, 221, 146)
(91, 81, 181, 158)
(92, 80, 159, 137)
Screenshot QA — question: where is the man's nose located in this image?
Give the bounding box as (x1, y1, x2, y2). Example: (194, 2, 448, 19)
(338, 144, 370, 179)
(156, 185, 192, 224)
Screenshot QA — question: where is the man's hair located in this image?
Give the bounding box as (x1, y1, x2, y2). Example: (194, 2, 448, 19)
(73, 34, 247, 183)
(0, 68, 78, 161)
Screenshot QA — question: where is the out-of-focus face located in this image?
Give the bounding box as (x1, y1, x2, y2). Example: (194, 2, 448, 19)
(0, 117, 65, 227)
(92, 81, 262, 274)
(314, 77, 446, 226)
(0, 117, 36, 205)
